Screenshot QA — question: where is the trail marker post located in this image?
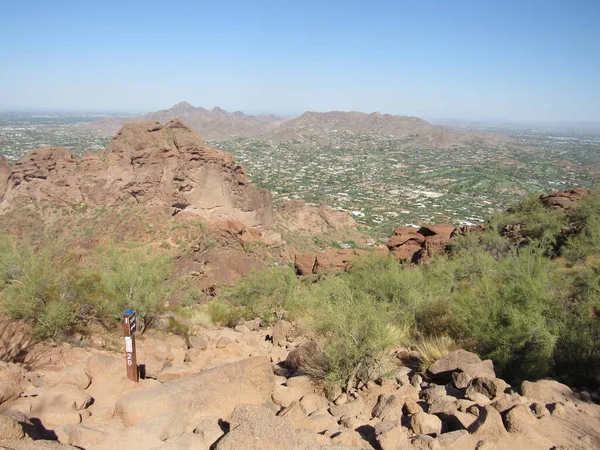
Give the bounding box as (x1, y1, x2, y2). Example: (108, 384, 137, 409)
(123, 310, 139, 382)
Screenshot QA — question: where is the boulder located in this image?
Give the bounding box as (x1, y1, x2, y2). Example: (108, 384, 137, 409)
(272, 320, 295, 346)
(215, 404, 298, 450)
(294, 253, 316, 276)
(372, 394, 404, 422)
(60, 424, 107, 448)
(115, 356, 274, 427)
(426, 350, 482, 383)
(0, 413, 25, 440)
(188, 336, 208, 350)
(0, 363, 28, 405)
(503, 404, 536, 434)
(45, 363, 92, 390)
(192, 415, 225, 447)
(520, 379, 577, 404)
(410, 412, 442, 436)
(465, 377, 508, 401)
(375, 421, 407, 450)
(467, 405, 507, 442)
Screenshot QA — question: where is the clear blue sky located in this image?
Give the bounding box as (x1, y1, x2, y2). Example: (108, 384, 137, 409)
(0, 0, 598, 121)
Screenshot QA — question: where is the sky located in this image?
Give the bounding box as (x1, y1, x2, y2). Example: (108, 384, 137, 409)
(0, 0, 598, 121)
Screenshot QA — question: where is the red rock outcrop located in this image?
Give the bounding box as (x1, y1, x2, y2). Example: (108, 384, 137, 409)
(387, 224, 456, 264)
(294, 247, 389, 276)
(275, 200, 358, 234)
(539, 187, 590, 211)
(0, 120, 273, 228)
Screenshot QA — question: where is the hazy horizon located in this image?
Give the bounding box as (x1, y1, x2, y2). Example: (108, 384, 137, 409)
(1, 0, 599, 122)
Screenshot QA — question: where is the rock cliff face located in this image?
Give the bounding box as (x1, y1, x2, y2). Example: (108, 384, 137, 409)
(0, 120, 273, 228)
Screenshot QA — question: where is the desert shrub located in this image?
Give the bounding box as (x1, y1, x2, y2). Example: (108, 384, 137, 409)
(414, 335, 460, 371)
(0, 238, 107, 339)
(553, 262, 600, 386)
(202, 299, 243, 327)
(564, 189, 600, 261)
(450, 247, 566, 383)
(491, 194, 567, 253)
(223, 265, 300, 323)
(96, 245, 173, 332)
(294, 276, 406, 389)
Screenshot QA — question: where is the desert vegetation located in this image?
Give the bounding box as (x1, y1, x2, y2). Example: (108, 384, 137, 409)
(202, 189, 600, 390)
(1, 189, 600, 394)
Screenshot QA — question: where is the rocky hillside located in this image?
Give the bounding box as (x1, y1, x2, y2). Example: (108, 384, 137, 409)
(82, 102, 514, 148)
(261, 111, 514, 148)
(0, 120, 274, 228)
(1, 317, 599, 450)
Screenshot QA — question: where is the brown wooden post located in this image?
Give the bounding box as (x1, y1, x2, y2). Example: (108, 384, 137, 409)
(123, 310, 139, 382)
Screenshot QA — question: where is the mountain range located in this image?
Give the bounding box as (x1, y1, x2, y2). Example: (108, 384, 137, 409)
(82, 101, 514, 147)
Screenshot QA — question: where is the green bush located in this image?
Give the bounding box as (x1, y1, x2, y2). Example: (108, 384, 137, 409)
(224, 265, 300, 323)
(296, 276, 406, 389)
(95, 245, 173, 332)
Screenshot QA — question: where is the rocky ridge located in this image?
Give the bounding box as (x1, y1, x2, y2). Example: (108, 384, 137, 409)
(0, 120, 273, 228)
(1, 318, 599, 450)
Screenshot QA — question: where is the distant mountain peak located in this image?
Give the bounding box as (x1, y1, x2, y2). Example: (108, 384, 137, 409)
(170, 101, 196, 112)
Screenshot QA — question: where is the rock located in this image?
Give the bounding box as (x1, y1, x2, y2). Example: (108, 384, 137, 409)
(426, 350, 482, 383)
(435, 429, 469, 449)
(331, 430, 367, 447)
(37, 409, 82, 427)
(503, 404, 536, 433)
(60, 424, 107, 448)
(87, 427, 163, 450)
(461, 360, 496, 379)
(372, 394, 404, 421)
(45, 363, 91, 390)
(329, 398, 366, 419)
(294, 253, 317, 276)
(490, 393, 527, 413)
(157, 364, 197, 383)
(530, 402, 549, 418)
(375, 421, 407, 450)
(192, 415, 225, 447)
(188, 336, 207, 350)
(272, 320, 295, 346)
(410, 412, 442, 436)
(0, 413, 25, 440)
(279, 402, 337, 433)
(215, 336, 232, 348)
(465, 378, 508, 400)
(452, 372, 472, 390)
(299, 393, 329, 416)
(132, 411, 187, 441)
(1, 120, 274, 228)
(404, 399, 423, 415)
(520, 379, 577, 404)
(428, 396, 458, 415)
(421, 385, 447, 404)
(32, 383, 93, 411)
(411, 434, 442, 450)
(539, 188, 590, 211)
(437, 410, 478, 431)
(215, 404, 298, 450)
(115, 356, 274, 427)
(272, 385, 303, 408)
(0, 364, 28, 405)
(467, 406, 507, 442)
